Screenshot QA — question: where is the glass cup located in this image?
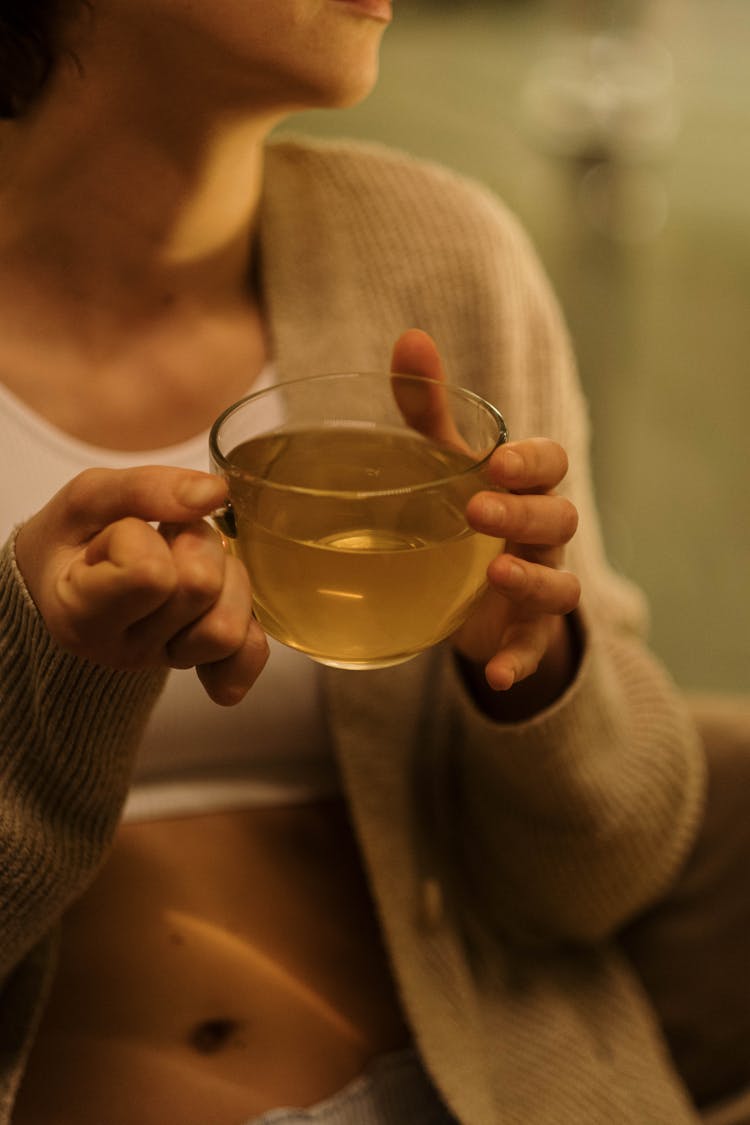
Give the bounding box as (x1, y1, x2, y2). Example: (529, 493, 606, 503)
(209, 371, 508, 669)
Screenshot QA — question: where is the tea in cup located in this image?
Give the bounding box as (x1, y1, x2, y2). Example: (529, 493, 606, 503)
(209, 371, 508, 669)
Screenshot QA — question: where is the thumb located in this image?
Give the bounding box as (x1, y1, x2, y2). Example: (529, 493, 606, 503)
(390, 328, 447, 383)
(390, 329, 467, 452)
(53, 466, 228, 543)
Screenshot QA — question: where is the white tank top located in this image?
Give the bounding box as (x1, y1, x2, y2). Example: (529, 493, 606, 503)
(0, 373, 340, 822)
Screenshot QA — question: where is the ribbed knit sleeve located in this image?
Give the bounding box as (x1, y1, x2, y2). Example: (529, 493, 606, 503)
(434, 621, 706, 946)
(0, 534, 166, 979)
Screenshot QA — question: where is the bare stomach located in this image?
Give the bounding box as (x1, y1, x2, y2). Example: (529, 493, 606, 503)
(12, 800, 410, 1125)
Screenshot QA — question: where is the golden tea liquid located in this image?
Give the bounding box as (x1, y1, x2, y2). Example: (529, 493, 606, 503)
(226, 426, 501, 668)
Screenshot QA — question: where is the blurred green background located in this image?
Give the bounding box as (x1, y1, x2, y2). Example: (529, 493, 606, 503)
(277, 0, 749, 694)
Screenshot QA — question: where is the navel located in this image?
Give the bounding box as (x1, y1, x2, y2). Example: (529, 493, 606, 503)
(189, 1017, 244, 1054)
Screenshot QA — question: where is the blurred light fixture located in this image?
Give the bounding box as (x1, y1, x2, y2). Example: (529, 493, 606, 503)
(521, 30, 679, 163)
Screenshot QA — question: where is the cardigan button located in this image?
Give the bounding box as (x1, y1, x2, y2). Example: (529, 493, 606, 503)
(419, 876, 445, 930)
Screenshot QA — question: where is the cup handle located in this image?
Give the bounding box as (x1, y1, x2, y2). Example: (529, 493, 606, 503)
(211, 502, 237, 545)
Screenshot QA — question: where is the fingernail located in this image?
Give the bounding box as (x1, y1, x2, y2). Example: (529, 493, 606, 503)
(506, 560, 525, 587)
(503, 449, 524, 478)
(179, 476, 225, 510)
(473, 494, 504, 530)
(487, 664, 514, 691)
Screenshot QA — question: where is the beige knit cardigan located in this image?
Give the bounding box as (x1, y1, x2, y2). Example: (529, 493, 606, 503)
(0, 138, 706, 1123)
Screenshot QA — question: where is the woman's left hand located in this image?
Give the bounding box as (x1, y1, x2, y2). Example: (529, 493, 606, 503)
(391, 329, 580, 697)
(455, 436, 580, 691)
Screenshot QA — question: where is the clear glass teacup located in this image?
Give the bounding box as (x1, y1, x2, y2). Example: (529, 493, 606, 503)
(209, 371, 508, 669)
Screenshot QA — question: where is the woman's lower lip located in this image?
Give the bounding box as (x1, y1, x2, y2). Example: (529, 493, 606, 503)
(330, 0, 392, 22)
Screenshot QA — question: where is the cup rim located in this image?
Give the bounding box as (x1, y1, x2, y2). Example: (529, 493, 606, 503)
(209, 370, 508, 499)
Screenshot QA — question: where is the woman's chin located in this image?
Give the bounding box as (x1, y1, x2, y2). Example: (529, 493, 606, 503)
(301, 58, 381, 111)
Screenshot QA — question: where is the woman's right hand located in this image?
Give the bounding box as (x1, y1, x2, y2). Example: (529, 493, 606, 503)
(14, 466, 269, 705)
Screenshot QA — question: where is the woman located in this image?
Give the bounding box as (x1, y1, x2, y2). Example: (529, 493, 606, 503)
(0, 2, 706, 1123)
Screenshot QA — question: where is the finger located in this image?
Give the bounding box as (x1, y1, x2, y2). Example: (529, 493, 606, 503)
(485, 616, 555, 691)
(391, 328, 447, 383)
(61, 518, 179, 629)
(125, 520, 228, 659)
(390, 329, 467, 452)
(166, 554, 253, 669)
(197, 619, 270, 706)
(467, 489, 579, 547)
(487, 553, 581, 616)
(485, 439, 569, 493)
(55, 466, 228, 543)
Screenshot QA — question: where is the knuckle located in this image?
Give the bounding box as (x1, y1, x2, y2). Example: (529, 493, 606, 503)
(127, 551, 177, 596)
(472, 491, 505, 533)
(169, 601, 255, 669)
(61, 468, 108, 520)
(197, 628, 269, 707)
(207, 607, 249, 655)
(177, 557, 223, 603)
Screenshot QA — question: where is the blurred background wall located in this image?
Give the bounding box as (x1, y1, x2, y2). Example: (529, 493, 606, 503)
(276, 0, 749, 695)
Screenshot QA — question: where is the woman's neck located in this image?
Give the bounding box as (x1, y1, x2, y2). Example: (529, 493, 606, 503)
(0, 16, 284, 311)
(0, 15, 282, 449)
